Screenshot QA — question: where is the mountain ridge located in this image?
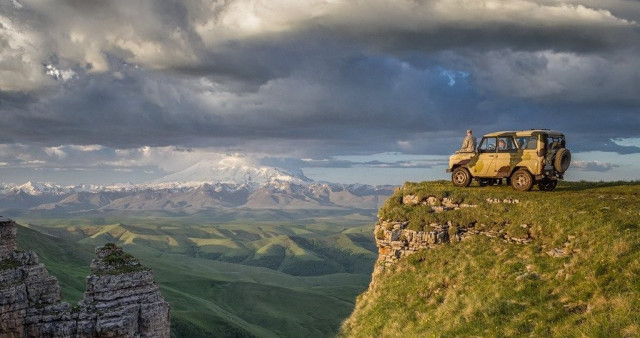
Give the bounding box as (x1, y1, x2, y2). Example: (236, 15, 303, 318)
(0, 158, 395, 212)
(1, 156, 314, 196)
(0, 181, 394, 213)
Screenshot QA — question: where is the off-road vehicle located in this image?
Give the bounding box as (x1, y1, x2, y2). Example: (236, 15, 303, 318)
(447, 129, 571, 191)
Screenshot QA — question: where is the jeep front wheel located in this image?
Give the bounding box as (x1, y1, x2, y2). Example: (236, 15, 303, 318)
(511, 169, 533, 191)
(452, 167, 472, 187)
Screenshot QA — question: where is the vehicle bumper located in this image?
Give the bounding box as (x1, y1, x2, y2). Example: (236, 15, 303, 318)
(535, 165, 563, 180)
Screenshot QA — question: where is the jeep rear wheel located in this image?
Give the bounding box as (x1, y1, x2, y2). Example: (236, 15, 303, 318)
(538, 178, 557, 191)
(452, 167, 472, 187)
(511, 169, 533, 191)
(554, 148, 571, 172)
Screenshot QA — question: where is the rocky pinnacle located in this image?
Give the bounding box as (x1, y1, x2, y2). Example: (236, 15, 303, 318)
(0, 219, 170, 337)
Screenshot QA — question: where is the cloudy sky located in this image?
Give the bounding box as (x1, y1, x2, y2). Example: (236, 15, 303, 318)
(1, 0, 639, 185)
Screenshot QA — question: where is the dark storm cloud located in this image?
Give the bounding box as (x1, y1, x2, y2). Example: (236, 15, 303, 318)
(1, 0, 639, 163)
(0, 71, 224, 148)
(0, 50, 480, 154)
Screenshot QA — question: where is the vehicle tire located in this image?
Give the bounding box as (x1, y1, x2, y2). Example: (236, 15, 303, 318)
(452, 167, 472, 187)
(538, 178, 557, 191)
(554, 148, 571, 172)
(511, 169, 533, 191)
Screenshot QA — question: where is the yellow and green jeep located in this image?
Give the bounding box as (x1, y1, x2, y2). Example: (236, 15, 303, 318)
(446, 129, 571, 191)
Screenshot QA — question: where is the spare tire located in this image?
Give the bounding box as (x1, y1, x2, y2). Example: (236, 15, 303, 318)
(554, 148, 571, 172)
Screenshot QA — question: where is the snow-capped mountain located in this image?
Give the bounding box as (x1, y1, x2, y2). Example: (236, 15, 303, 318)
(0, 181, 393, 213)
(154, 156, 312, 186)
(11, 181, 70, 196)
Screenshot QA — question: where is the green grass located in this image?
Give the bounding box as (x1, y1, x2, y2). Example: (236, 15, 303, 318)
(341, 180, 640, 337)
(97, 244, 150, 275)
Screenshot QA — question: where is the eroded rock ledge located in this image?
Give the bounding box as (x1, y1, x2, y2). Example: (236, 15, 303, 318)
(0, 218, 170, 337)
(375, 220, 532, 267)
(374, 192, 532, 275)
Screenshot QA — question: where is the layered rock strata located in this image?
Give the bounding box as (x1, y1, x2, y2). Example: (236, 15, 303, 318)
(0, 218, 170, 337)
(374, 194, 531, 272)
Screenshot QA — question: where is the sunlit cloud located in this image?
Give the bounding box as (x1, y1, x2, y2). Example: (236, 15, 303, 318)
(612, 138, 640, 148)
(44, 64, 76, 82)
(572, 160, 619, 172)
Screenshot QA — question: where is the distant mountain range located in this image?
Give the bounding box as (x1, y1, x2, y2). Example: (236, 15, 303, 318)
(0, 158, 394, 213)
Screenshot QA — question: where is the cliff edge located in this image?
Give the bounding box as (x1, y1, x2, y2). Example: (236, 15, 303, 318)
(0, 218, 170, 337)
(341, 181, 640, 337)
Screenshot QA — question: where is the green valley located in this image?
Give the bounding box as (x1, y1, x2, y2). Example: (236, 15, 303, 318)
(15, 209, 378, 337)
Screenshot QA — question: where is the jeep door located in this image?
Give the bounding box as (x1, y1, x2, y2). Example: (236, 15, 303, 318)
(517, 135, 542, 175)
(472, 137, 497, 177)
(491, 136, 517, 177)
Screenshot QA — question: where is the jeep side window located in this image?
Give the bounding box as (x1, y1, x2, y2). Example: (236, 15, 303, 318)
(478, 137, 496, 152)
(547, 137, 563, 150)
(517, 136, 537, 150)
(497, 137, 516, 151)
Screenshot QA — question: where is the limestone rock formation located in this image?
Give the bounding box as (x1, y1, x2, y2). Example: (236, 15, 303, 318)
(0, 218, 170, 337)
(371, 193, 531, 287)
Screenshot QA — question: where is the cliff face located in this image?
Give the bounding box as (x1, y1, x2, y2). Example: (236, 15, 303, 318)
(0, 219, 170, 337)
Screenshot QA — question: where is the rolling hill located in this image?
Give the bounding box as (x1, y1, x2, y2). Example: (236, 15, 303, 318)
(16, 214, 378, 337)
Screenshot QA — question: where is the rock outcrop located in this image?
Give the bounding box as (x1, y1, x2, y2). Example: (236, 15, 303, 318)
(373, 192, 531, 279)
(0, 218, 170, 337)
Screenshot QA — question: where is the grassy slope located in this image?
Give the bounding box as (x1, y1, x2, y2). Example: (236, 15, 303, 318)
(341, 181, 640, 337)
(15, 216, 376, 337)
(16, 225, 95, 302)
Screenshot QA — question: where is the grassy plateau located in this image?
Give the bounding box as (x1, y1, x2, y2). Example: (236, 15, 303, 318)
(341, 181, 640, 337)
